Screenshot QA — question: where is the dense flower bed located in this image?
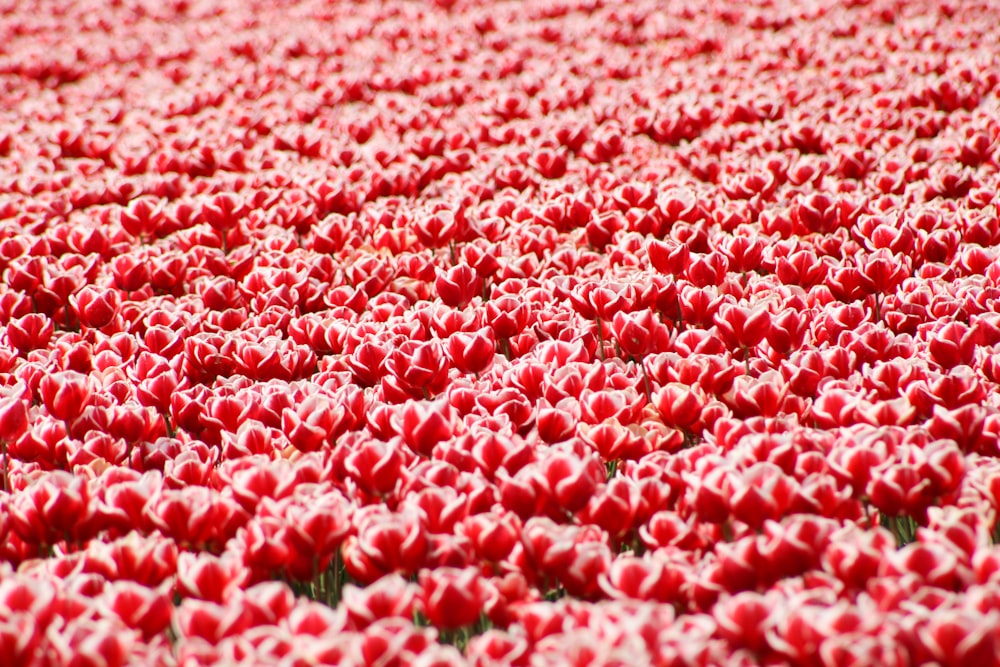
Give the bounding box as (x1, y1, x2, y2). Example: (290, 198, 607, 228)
(2, 0, 1000, 664)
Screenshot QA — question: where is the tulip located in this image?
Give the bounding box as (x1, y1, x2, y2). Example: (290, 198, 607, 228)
(485, 296, 531, 357)
(345, 438, 405, 495)
(343, 508, 427, 583)
(714, 303, 771, 352)
(0, 385, 29, 492)
(435, 263, 481, 308)
(413, 210, 461, 249)
(459, 511, 521, 563)
(278, 492, 352, 580)
(654, 383, 706, 432)
(923, 609, 999, 665)
(102, 580, 173, 639)
(647, 239, 691, 277)
(135, 367, 183, 418)
(578, 477, 647, 540)
(399, 399, 458, 456)
(70, 285, 120, 329)
(729, 463, 797, 529)
(611, 309, 670, 361)
(5, 313, 54, 354)
(686, 251, 730, 288)
(418, 567, 494, 630)
(10, 470, 95, 544)
(599, 556, 680, 603)
(539, 451, 604, 513)
(39, 370, 91, 423)
(341, 575, 417, 631)
(713, 592, 776, 653)
(927, 321, 976, 368)
(384, 340, 450, 398)
(446, 328, 496, 375)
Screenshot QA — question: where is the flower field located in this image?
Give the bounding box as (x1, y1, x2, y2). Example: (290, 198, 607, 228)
(2, 0, 1000, 664)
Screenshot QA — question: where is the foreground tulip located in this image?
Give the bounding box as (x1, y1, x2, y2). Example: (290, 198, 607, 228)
(281, 393, 353, 453)
(540, 451, 605, 512)
(38, 370, 92, 423)
(384, 340, 451, 398)
(175, 552, 249, 603)
(135, 367, 183, 416)
(341, 575, 417, 631)
(46, 618, 135, 667)
(435, 263, 482, 308)
(459, 511, 521, 563)
(101, 580, 173, 639)
(70, 285, 120, 329)
(611, 309, 670, 359)
(0, 384, 29, 492)
(654, 383, 706, 432)
(6, 313, 54, 354)
(599, 556, 681, 603)
(343, 508, 428, 583)
(10, 470, 94, 544)
(485, 294, 531, 342)
(714, 303, 771, 352)
(446, 328, 496, 375)
(399, 399, 459, 456)
(419, 567, 495, 630)
(278, 491, 353, 580)
(345, 438, 405, 495)
(713, 592, 778, 654)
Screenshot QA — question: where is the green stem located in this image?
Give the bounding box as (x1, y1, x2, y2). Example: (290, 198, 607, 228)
(313, 555, 325, 602)
(162, 412, 175, 438)
(638, 357, 652, 403)
(862, 498, 873, 529)
(595, 317, 606, 361)
(682, 429, 696, 449)
(720, 521, 733, 542)
(882, 514, 917, 547)
(331, 550, 342, 606)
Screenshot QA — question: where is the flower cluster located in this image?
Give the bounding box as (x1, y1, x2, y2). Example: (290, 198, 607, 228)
(2, 0, 1000, 664)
